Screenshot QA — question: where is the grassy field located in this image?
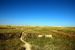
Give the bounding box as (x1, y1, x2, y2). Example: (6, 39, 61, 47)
(0, 25, 75, 50)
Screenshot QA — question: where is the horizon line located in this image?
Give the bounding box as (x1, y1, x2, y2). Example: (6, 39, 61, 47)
(0, 24, 75, 27)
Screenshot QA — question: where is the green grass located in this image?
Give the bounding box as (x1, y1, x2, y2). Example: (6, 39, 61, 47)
(0, 25, 75, 50)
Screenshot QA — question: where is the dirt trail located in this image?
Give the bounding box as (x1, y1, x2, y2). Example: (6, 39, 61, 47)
(20, 34, 32, 50)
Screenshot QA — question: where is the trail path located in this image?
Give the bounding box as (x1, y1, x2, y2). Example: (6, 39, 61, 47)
(20, 34, 32, 50)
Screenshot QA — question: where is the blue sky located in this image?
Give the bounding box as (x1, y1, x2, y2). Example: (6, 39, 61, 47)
(0, 0, 75, 26)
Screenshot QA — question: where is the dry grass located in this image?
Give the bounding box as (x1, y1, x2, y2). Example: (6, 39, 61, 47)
(0, 25, 75, 50)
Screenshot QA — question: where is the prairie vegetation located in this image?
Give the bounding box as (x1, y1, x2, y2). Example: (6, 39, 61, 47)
(0, 25, 75, 50)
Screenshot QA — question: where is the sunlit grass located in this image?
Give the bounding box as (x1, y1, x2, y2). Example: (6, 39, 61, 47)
(0, 25, 75, 50)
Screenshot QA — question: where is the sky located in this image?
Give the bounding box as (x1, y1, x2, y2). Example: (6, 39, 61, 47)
(0, 0, 75, 26)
